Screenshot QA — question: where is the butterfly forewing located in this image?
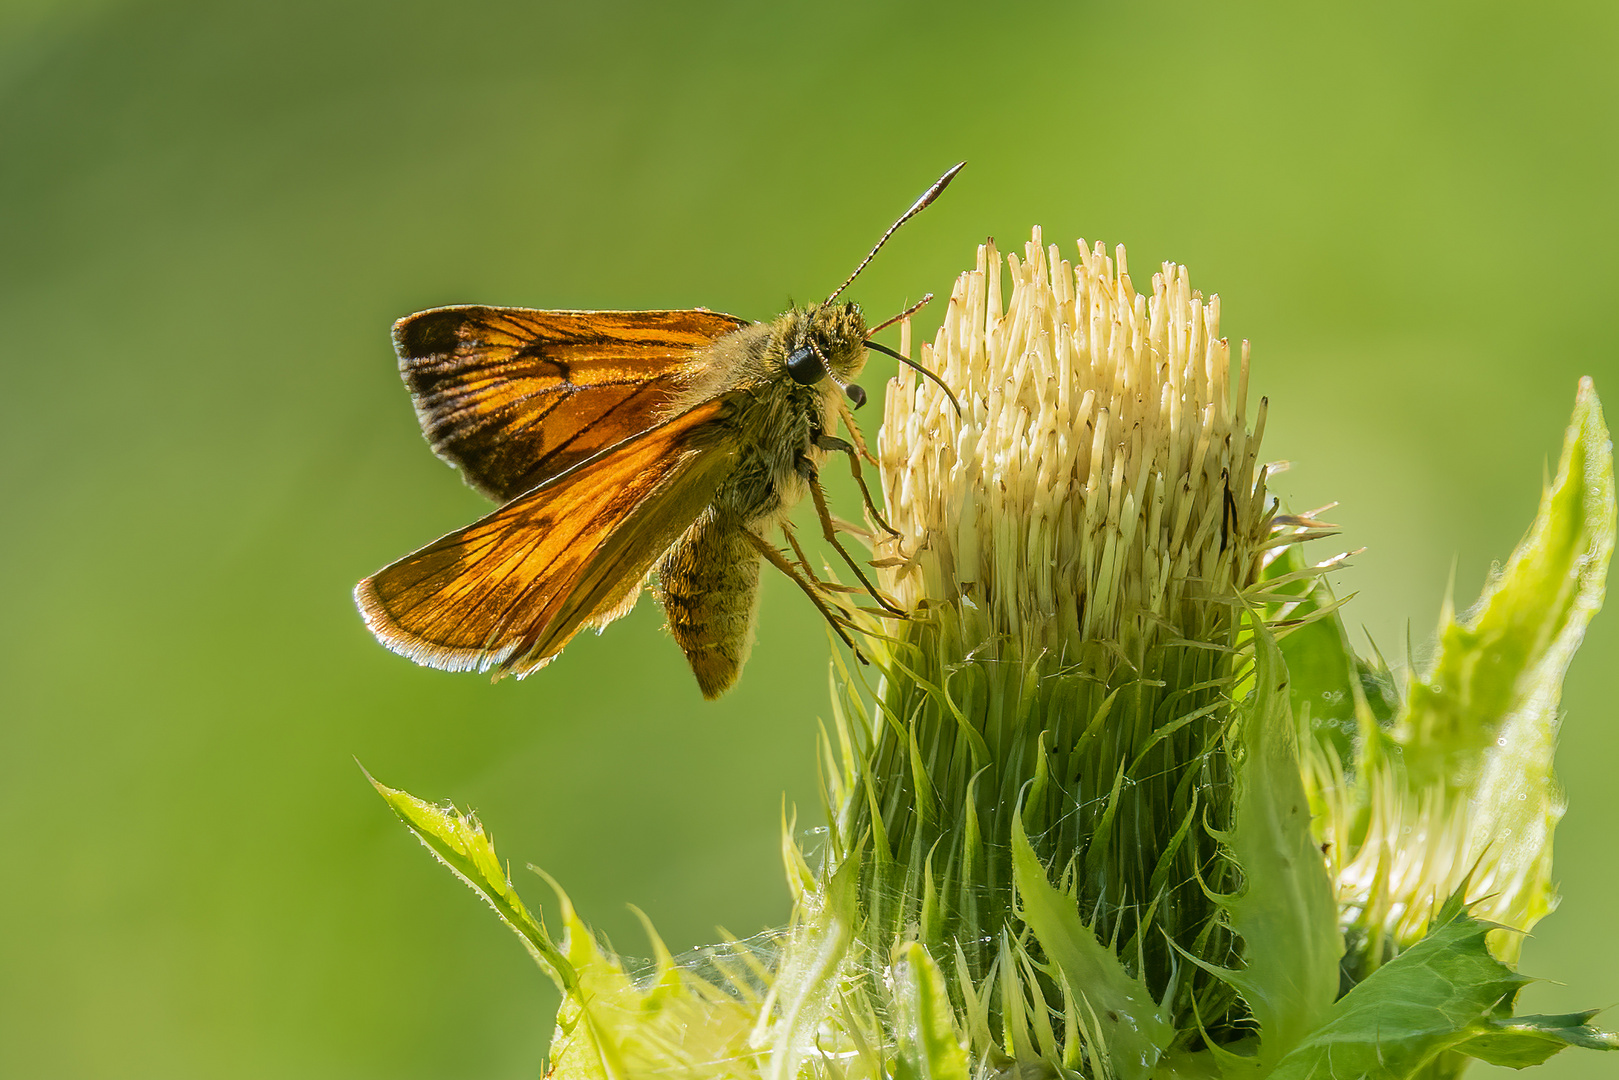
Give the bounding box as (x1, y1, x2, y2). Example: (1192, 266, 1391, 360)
(394, 306, 750, 501)
(356, 396, 740, 678)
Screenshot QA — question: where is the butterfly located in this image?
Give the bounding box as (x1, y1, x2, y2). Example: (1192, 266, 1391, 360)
(355, 164, 962, 698)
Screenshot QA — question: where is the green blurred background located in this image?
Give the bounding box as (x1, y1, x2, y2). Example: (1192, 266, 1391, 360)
(2, 1, 1614, 1076)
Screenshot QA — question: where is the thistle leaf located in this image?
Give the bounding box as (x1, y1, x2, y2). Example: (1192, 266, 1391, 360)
(1454, 1010, 1619, 1067)
(366, 770, 574, 991)
(1269, 892, 1616, 1079)
(1388, 382, 1615, 949)
(544, 878, 765, 1079)
(1398, 380, 1614, 795)
(756, 848, 862, 1080)
(1264, 546, 1396, 767)
(893, 942, 972, 1080)
(1010, 814, 1172, 1080)
(1199, 628, 1341, 1073)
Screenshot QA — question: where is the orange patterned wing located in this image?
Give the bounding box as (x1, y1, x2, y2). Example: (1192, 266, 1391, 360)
(355, 396, 739, 678)
(393, 306, 750, 502)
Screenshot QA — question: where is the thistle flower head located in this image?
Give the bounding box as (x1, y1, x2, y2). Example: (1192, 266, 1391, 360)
(798, 231, 1316, 1076)
(877, 230, 1272, 659)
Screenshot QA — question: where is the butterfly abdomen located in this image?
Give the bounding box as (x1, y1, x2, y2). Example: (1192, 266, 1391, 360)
(654, 509, 763, 699)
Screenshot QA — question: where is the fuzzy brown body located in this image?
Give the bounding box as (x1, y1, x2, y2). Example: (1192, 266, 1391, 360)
(653, 304, 868, 696)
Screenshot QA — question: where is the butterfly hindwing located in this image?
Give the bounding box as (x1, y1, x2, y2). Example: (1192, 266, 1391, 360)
(355, 396, 740, 678)
(393, 306, 750, 502)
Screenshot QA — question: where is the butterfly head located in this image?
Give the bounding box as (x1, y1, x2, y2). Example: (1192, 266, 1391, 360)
(778, 163, 964, 413)
(782, 301, 870, 408)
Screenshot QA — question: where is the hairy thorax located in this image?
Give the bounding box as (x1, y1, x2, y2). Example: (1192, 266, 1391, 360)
(650, 301, 867, 698)
(663, 303, 868, 531)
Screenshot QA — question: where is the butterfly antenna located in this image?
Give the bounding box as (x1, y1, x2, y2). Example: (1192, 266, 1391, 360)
(865, 339, 962, 417)
(867, 293, 934, 336)
(824, 162, 965, 306)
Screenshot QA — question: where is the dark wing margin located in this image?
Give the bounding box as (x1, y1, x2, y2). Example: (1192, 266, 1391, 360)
(394, 306, 750, 502)
(355, 396, 739, 679)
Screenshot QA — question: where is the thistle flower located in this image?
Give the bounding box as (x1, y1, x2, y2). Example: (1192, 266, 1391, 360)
(822, 232, 1326, 1070)
(370, 231, 1617, 1080)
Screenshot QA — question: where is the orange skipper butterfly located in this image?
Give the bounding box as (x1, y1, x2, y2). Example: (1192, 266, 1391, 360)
(355, 164, 962, 697)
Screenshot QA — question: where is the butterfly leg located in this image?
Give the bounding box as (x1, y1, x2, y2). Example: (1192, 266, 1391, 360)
(741, 529, 867, 663)
(779, 521, 832, 587)
(814, 433, 900, 538)
(805, 473, 908, 618)
(835, 395, 880, 466)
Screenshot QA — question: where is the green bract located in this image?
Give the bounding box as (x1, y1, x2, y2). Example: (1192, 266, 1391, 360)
(370, 234, 1616, 1079)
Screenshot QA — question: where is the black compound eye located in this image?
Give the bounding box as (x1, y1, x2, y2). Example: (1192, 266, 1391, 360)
(844, 383, 867, 409)
(785, 344, 827, 385)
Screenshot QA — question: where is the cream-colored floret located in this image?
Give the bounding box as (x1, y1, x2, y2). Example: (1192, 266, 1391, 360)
(877, 230, 1272, 657)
